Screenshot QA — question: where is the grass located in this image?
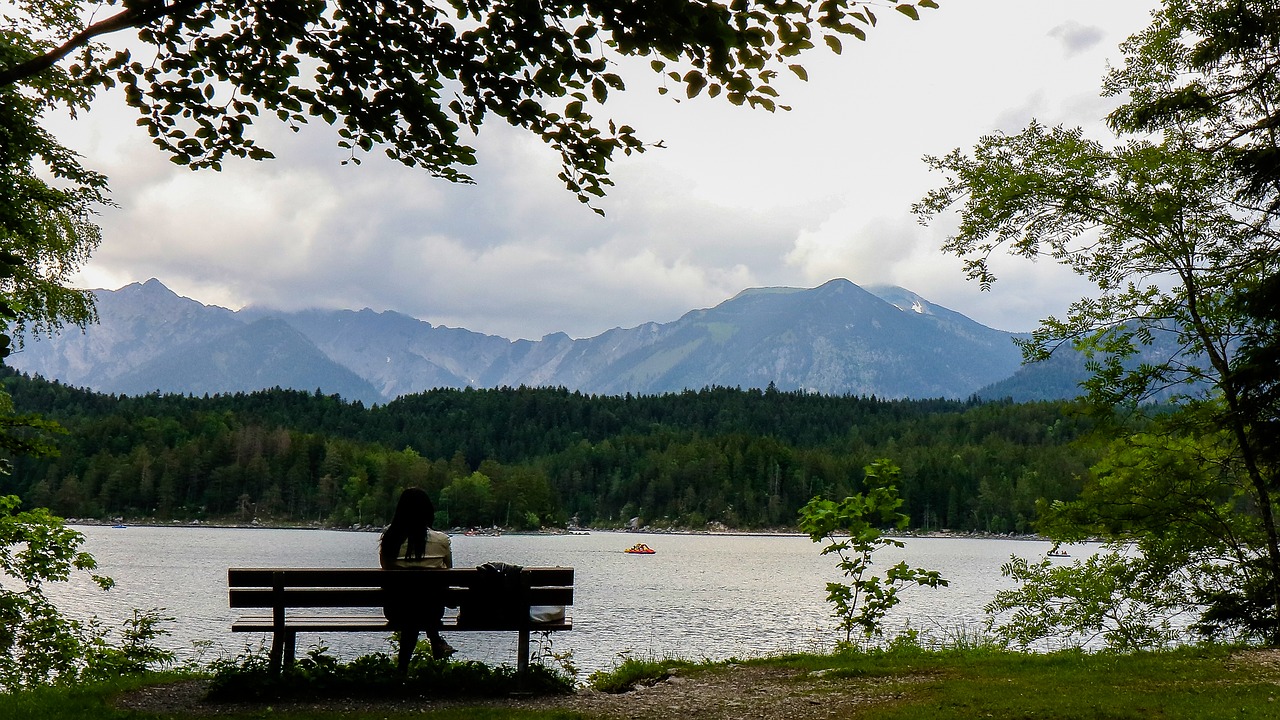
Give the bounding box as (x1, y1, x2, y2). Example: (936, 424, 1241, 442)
(4, 646, 1279, 719)
(584, 655, 708, 693)
(0, 671, 192, 720)
(752, 644, 1280, 719)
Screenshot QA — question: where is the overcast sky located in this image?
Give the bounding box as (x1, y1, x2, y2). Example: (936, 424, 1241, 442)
(53, 0, 1161, 340)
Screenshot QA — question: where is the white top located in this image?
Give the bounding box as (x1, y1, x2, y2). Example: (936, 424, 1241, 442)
(385, 529, 452, 569)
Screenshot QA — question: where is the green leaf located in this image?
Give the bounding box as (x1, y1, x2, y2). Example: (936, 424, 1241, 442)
(789, 64, 808, 81)
(896, 4, 920, 20)
(684, 71, 707, 99)
(825, 35, 843, 53)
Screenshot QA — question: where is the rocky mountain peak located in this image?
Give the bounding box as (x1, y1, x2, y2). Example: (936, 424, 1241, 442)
(8, 278, 1047, 403)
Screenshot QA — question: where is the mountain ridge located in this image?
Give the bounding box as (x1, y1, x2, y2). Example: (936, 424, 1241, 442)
(8, 278, 1072, 403)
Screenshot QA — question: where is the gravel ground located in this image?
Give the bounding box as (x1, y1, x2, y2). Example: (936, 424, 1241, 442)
(115, 649, 1280, 717)
(114, 664, 918, 719)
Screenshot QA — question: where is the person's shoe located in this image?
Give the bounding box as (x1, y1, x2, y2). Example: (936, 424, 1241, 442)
(431, 639, 457, 658)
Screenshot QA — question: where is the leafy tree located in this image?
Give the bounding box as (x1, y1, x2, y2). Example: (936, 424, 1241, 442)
(0, 495, 111, 688)
(1, 9, 105, 493)
(1104, 0, 1280, 209)
(994, 423, 1261, 648)
(0, 31, 101, 346)
(985, 549, 1191, 652)
(798, 459, 946, 644)
(0, 388, 64, 477)
(3, 0, 937, 210)
(915, 0, 1280, 641)
(0, 370, 1099, 532)
(2, 2, 944, 527)
(440, 471, 495, 527)
(1230, 274, 1280, 470)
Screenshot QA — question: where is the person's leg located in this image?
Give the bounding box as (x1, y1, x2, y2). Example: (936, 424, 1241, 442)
(426, 603, 455, 657)
(428, 629, 456, 657)
(398, 629, 419, 672)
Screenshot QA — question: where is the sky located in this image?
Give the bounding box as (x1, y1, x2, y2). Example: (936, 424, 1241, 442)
(52, 0, 1163, 341)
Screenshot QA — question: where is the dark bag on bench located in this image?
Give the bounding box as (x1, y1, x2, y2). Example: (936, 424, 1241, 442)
(457, 562, 525, 628)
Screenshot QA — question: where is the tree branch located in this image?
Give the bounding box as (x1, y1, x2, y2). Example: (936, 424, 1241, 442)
(0, 0, 208, 88)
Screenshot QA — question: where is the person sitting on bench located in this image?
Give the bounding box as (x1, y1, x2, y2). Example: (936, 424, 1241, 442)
(379, 487, 455, 670)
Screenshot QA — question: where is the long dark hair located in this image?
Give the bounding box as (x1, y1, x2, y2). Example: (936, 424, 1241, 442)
(380, 487, 435, 563)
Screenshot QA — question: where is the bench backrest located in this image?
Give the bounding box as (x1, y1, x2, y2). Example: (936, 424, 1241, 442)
(228, 567, 573, 621)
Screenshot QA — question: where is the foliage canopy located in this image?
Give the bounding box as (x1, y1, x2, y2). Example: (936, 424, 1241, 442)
(1, 372, 1098, 533)
(918, 0, 1280, 644)
(3, 0, 938, 210)
(0, 38, 100, 346)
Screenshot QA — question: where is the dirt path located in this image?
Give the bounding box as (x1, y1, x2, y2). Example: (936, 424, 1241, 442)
(115, 664, 917, 719)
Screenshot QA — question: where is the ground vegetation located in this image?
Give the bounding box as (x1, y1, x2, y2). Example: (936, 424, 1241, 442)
(0, 495, 176, 690)
(62, 644, 1280, 720)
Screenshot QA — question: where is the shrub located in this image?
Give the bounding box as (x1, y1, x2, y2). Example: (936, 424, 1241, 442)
(0, 496, 176, 689)
(206, 644, 574, 702)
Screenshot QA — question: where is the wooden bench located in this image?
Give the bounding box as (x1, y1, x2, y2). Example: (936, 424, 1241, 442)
(228, 566, 573, 673)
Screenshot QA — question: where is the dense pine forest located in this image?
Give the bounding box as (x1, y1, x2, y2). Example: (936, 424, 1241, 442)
(0, 368, 1102, 533)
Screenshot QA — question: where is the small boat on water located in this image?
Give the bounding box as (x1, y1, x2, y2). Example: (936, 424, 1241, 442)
(624, 543, 655, 555)
(1047, 543, 1069, 558)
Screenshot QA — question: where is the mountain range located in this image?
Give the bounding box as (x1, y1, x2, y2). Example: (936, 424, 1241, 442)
(7, 278, 1086, 404)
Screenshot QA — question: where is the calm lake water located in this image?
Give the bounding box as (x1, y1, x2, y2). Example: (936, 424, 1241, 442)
(51, 526, 1073, 676)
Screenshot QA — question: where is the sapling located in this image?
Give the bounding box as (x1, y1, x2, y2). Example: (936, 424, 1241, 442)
(799, 459, 948, 645)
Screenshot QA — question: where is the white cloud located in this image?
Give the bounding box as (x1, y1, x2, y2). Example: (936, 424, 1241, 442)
(1050, 22, 1109, 58)
(58, 0, 1161, 340)
(786, 209, 922, 284)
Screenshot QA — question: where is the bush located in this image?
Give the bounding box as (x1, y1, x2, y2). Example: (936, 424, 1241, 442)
(0, 496, 175, 689)
(206, 643, 575, 702)
(0, 496, 110, 689)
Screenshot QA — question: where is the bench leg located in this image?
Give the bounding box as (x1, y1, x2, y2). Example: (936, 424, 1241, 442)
(517, 628, 530, 675)
(269, 632, 284, 673)
(268, 631, 298, 673)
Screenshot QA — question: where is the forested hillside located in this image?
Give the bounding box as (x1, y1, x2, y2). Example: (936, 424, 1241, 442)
(0, 369, 1102, 533)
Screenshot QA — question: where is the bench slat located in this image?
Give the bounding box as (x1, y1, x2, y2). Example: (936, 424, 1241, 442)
(228, 566, 574, 588)
(231, 615, 573, 633)
(229, 586, 573, 609)
(233, 615, 392, 632)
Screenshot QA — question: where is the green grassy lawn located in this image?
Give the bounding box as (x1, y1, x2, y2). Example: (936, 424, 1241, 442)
(4, 647, 1277, 720)
(781, 646, 1280, 719)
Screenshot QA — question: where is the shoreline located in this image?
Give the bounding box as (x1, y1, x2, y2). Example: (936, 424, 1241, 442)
(66, 517, 1064, 544)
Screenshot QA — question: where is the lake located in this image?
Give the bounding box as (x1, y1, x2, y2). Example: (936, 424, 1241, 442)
(51, 526, 1065, 676)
